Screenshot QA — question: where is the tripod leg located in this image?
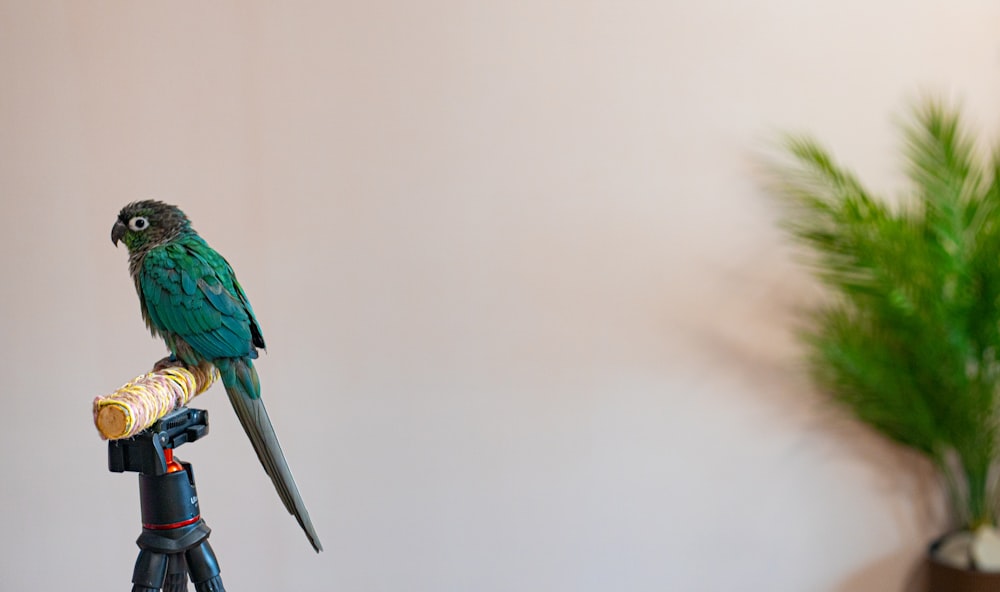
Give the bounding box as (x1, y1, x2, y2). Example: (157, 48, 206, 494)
(132, 549, 168, 592)
(185, 540, 224, 592)
(162, 554, 189, 592)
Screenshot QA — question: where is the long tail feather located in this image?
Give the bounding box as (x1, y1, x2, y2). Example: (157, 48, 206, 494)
(216, 358, 323, 552)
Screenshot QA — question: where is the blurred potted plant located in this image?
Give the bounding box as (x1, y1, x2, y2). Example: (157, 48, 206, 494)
(771, 101, 1000, 590)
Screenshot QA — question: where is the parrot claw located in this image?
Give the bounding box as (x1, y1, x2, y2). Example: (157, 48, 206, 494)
(152, 355, 180, 372)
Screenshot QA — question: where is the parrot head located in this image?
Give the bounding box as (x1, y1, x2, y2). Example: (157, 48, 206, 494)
(112, 200, 192, 253)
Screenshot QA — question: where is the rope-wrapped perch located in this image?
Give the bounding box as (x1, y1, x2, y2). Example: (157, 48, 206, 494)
(93, 363, 219, 440)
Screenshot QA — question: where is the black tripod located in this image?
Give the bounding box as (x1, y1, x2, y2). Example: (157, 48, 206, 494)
(109, 407, 225, 592)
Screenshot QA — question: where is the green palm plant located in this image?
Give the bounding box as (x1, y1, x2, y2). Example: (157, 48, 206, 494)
(773, 101, 1000, 532)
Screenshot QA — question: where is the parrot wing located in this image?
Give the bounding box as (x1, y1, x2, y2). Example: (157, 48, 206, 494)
(139, 238, 257, 364)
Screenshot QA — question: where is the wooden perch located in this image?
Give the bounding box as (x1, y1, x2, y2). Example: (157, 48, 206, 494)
(93, 362, 218, 440)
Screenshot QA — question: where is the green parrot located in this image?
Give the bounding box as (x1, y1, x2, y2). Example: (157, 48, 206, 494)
(112, 200, 322, 552)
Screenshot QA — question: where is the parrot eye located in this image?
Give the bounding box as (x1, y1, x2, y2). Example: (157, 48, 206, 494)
(129, 216, 150, 231)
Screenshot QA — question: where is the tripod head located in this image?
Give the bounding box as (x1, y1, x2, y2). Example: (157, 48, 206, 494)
(108, 407, 209, 476)
(107, 406, 226, 590)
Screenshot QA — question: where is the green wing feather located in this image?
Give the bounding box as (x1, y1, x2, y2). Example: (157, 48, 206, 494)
(139, 235, 261, 369)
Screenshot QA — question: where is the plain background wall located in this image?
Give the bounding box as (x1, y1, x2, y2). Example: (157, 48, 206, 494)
(3, 2, 1000, 590)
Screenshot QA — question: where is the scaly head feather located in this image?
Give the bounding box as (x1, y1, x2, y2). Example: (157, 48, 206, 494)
(111, 200, 192, 255)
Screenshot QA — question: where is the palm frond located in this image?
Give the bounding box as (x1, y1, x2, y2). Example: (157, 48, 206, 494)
(772, 100, 1000, 530)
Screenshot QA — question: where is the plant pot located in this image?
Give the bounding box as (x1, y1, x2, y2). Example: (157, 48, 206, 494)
(928, 537, 1000, 591)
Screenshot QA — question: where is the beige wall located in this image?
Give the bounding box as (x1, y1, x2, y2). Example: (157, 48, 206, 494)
(2, 2, 999, 590)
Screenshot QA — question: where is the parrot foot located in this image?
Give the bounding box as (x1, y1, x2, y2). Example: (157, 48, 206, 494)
(152, 355, 180, 372)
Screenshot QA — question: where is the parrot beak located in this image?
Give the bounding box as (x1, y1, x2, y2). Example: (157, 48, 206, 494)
(111, 220, 127, 246)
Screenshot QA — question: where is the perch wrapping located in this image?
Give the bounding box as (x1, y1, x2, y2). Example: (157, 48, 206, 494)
(93, 363, 218, 440)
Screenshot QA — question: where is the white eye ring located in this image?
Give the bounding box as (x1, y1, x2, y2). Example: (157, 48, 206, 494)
(129, 216, 149, 231)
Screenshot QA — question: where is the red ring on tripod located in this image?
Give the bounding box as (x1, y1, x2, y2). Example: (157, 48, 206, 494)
(143, 515, 201, 530)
